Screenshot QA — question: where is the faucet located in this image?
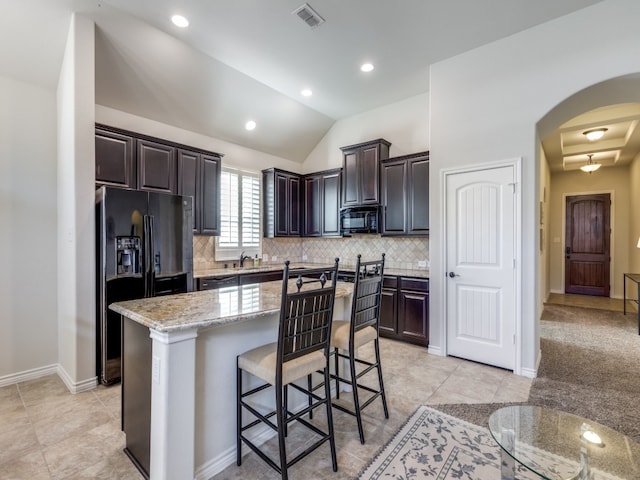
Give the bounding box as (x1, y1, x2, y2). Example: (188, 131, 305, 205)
(239, 251, 251, 267)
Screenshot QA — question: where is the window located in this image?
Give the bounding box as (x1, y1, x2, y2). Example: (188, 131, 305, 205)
(216, 168, 261, 260)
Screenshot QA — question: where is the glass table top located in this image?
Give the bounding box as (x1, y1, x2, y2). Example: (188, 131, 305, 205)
(488, 406, 640, 479)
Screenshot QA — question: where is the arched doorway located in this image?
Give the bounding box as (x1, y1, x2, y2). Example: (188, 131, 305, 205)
(537, 74, 640, 306)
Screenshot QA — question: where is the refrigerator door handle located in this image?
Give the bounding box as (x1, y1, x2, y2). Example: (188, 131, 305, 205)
(143, 214, 156, 297)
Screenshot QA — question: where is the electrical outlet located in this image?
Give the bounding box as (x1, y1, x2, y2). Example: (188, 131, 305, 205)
(418, 260, 427, 268)
(272, 255, 278, 261)
(262, 254, 269, 262)
(302, 254, 308, 261)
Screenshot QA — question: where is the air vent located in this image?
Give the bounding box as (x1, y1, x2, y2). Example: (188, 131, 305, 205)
(292, 3, 325, 29)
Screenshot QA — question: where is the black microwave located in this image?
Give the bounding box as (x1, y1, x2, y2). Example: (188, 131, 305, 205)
(340, 206, 380, 235)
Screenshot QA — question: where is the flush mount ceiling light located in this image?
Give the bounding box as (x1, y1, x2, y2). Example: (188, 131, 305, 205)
(301, 88, 312, 97)
(245, 120, 256, 131)
(583, 128, 608, 141)
(580, 154, 601, 173)
(171, 14, 189, 28)
(360, 63, 374, 73)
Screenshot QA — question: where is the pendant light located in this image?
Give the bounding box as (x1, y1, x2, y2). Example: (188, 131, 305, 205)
(580, 154, 601, 173)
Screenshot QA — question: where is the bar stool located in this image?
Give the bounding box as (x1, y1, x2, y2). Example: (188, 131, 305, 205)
(236, 259, 340, 480)
(330, 254, 388, 444)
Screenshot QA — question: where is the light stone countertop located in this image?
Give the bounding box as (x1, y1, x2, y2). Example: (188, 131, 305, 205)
(109, 279, 354, 333)
(194, 263, 429, 279)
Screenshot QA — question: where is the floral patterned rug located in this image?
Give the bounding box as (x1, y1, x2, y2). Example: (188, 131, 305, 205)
(357, 406, 625, 480)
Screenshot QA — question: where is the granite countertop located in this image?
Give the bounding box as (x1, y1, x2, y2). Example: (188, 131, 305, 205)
(110, 279, 354, 333)
(194, 263, 429, 279)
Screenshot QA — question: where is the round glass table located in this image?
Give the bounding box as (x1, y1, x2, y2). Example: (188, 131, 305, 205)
(488, 406, 640, 480)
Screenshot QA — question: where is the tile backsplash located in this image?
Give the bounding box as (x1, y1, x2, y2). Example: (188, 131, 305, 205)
(193, 235, 429, 271)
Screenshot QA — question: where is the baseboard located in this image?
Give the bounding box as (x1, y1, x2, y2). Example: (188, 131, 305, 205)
(57, 364, 97, 394)
(427, 345, 442, 356)
(0, 364, 58, 388)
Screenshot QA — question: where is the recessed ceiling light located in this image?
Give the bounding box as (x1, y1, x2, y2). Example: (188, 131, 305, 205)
(245, 120, 256, 131)
(360, 63, 374, 73)
(171, 15, 189, 28)
(301, 88, 313, 97)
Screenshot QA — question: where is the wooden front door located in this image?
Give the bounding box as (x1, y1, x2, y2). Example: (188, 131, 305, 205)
(565, 194, 611, 296)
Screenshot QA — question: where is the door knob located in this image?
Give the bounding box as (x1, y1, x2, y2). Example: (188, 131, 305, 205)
(448, 271, 459, 278)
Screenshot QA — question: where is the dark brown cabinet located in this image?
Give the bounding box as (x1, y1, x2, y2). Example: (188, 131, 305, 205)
(263, 168, 301, 237)
(137, 139, 177, 194)
(177, 150, 221, 235)
(303, 169, 341, 237)
(380, 152, 429, 236)
(95, 127, 136, 189)
(340, 139, 390, 207)
(96, 124, 223, 236)
(380, 275, 429, 346)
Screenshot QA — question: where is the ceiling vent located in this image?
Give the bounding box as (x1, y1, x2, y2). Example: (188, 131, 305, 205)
(292, 3, 325, 29)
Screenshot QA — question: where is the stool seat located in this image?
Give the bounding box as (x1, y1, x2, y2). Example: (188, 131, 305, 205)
(239, 343, 326, 386)
(331, 320, 377, 351)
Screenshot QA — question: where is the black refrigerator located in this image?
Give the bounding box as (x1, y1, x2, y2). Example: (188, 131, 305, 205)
(95, 186, 193, 385)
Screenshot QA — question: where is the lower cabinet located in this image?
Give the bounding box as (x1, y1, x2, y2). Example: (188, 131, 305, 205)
(197, 271, 284, 290)
(380, 276, 429, 346)
(198, 275, 239, 290)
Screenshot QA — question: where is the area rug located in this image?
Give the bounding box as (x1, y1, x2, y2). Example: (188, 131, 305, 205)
(357, 405, 540, 480)
(358, 406, 628, 480)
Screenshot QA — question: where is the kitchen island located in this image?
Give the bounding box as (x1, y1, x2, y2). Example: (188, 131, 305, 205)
(110, 278, 353, 480)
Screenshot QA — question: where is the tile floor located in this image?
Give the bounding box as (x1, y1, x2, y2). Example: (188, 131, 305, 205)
(0, 337, 532, 480)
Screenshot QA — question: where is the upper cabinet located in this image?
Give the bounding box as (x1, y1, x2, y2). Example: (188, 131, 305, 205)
(263, 168, 302, 237)
(95, 127, 136, 189)
(177, 150, 221, 236)
(303, 169, 341, 237)
(137, 139, 176, 194)
(340, 138, 390, 207)
(96, 124, 223, 236)
(380, 151, 429, 236)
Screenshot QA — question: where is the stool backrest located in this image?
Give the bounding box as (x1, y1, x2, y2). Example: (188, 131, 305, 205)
(277, 258, 340, 366)
(350, 253, 385, 337)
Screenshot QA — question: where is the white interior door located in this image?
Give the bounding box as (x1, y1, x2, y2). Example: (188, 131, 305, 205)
(445, 164, 517, 370)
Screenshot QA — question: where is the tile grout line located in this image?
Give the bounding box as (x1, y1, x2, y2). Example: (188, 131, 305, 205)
(15, 381, 54, 480)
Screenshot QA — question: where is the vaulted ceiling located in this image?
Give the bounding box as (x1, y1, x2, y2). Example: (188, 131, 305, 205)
(2, 0, 610, 163)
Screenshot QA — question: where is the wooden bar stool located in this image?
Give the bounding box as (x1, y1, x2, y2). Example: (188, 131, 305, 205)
(330, 254, 388, 444)
(236, 259, 340, 480)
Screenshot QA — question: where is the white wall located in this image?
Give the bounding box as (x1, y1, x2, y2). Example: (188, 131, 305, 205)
(429, 0, 640, 374)
(56, 13, 96, 391)
(0, 75, 58, 381)
(302, 92, 429, 172)
(96, 106, 303, 175)
(629, 153, 640, 276)
(539, 145, 551, 308)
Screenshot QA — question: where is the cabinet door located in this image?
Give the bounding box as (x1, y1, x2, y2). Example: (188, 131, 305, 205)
(288, 175, 301, 236)
(95, 128, 135, 189)
(381, 160, 408, 235)
(304, 175, 321, 237)
(379, 287, 398, 337)
(201, 154, 221, 236)
(275, 172, 290, 236)
(408, 157, 429, 235)
(137, 139, 176, 194)
(342, 151, 359, 207)
(177, 150, 201, 233)
(360, 145, 380, 204)
(322, 171, 341, 236)
(398, 278, 429, 346)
